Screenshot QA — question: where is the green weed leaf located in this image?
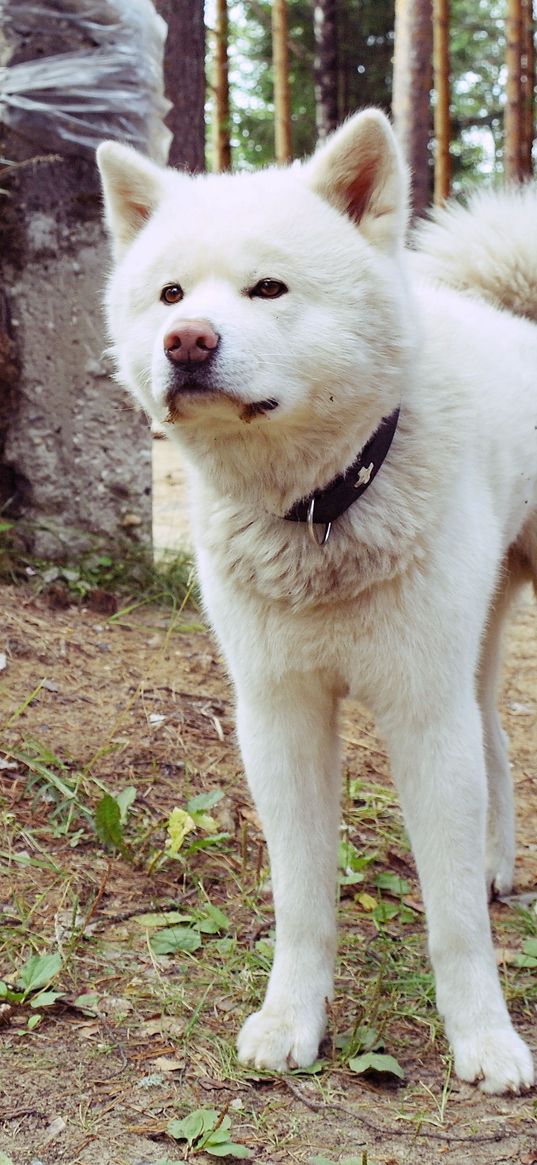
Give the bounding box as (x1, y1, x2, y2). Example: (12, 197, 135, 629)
(19, 952, 62, 995)
(29, 990, 62, 1008)
(0, 982, 23, 1003)
(514, 937, 537, 967)
(204, 1140, 251, 1158)
(115, 785, 137, 823)
(167, 1108, 250, 1157)
(167, 1108, 218, 1144)
(348, 1051, 405, 1081)
(187, 790, 224, 813)
(166, 807, 196, 855)
(185, 832, 230, 853)
(289, 1059, 327, 1075)
(374, 872, 410, 896)
(72, 992, 100, 1014)
(94, 794, 126, 854)
(195, 904, 229, 934)
(150, 926, 202, 955)
(136, 911, 192, 928)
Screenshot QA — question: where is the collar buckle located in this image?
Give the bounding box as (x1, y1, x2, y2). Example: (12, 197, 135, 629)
(307, 498, 332, 546)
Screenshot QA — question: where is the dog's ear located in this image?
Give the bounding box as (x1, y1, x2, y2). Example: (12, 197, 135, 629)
(302, 109, 409, 252)
(97, 142, 165, 255)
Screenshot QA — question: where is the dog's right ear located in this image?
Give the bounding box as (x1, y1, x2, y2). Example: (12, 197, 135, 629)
(97, 142, 165, 256)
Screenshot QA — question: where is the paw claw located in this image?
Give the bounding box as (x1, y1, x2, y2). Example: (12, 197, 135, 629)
(453, 1027, 533, 1094)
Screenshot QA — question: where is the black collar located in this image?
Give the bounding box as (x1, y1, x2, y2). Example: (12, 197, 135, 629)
(283, 407, 400, 543)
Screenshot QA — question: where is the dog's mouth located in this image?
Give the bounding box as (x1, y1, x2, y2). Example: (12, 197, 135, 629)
(165, 382, 279, 424)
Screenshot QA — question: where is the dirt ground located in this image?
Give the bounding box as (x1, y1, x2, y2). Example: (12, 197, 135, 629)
(0, 579, 536, 1165)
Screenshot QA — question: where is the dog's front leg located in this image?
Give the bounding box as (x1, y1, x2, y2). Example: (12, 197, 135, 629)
(235, 671, 341, 1072)
(383, 693, 533, 1094)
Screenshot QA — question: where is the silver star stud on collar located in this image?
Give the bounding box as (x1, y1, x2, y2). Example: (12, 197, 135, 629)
(355, 461, 374, 488)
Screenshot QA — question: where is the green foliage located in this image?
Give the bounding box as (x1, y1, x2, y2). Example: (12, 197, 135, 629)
(335, 1019, 405, 1081)
(0, 519, 197, 610)
(0, 951, 63, 1029)
(226, 0, 394, 170)
(348, 1050, 405, 1081)
(8, 740, 94, 838)
(167, 1107, 251, 1157)
(514, 937, 537, 969)
(450, 0, 507, 187)
(94, 792, 131, 856)
(221, 0, 518, 187)
(148, 899, 230, 956)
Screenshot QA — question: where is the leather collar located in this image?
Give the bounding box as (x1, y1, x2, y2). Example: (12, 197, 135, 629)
(283, 407, 400, 544)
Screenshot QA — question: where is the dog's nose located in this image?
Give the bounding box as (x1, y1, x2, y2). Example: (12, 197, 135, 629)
(164, 319, 220, 364)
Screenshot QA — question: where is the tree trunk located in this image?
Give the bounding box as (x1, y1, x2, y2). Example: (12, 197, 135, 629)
(433, 0, 451, 203)
(314, 0, 339, 140)
(520, 0, 535, 177)
(505, 0, 523, 180)
(392, 0, 433, 220)
(0, 3, 157, 557)
(155, 0, 205, 172)
(213, 0, 232, 172)
(272, 0, 293, 163)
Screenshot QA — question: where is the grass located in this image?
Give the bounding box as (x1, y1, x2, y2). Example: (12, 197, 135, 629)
(0, 516, 198, 609)
(1, 583, 537, 1162)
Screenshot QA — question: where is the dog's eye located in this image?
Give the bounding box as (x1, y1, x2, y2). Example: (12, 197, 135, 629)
(249, 279, 288, 300)
(160, 284, 184, 305)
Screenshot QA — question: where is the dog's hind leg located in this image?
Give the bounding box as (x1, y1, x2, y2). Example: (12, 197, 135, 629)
(478, 567, 518, 897)
(234, 670, 341, 1072)
(480, 539, 537, 897)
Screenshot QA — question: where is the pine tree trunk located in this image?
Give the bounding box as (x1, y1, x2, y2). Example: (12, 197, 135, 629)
(272, 0, 293, 163)
(337, 0, 350, 121)
(433, 0, 451, 203)
(505, 0, 523, 180)
(520, 0, 535, 177)
(392, 0, 433, 220)
(314, 0, 339, 140)
(213, 0, 232, 172)
(155, 0, 205, 172)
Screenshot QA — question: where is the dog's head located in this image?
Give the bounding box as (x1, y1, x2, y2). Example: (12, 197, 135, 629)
(97, 111, 414, 495)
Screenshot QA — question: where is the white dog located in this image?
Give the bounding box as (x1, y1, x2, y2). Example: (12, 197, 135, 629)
(97, 110, 537, 1094)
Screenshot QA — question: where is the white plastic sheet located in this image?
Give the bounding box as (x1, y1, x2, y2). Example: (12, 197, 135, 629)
(0, 1, 171, 161)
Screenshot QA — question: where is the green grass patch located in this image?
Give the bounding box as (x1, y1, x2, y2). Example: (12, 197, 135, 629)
(0, 518, 198, 609)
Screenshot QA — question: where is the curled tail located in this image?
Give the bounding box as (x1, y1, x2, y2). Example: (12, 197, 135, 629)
(412, 185, 537, 324)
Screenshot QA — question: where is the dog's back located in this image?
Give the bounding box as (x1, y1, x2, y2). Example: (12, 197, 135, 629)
(412, 186, 537, 324)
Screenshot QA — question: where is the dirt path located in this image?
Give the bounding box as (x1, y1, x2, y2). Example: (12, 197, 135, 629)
(0, 582, 536, 1165)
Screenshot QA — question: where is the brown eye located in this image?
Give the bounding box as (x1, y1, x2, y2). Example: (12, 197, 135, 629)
(249, 279, 288, 300)
(160, 284, 184, 305)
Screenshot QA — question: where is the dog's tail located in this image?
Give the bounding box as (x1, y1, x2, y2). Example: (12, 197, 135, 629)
(412, 185, 537, 324)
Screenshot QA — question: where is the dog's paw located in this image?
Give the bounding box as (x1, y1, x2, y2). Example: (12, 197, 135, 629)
(485, 848, 514, 899)
(453, 1027, 534, 1094)
(237, 1006, 322, 1072)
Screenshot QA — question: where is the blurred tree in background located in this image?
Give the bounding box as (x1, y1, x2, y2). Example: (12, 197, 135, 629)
(201, 0, 534, 193)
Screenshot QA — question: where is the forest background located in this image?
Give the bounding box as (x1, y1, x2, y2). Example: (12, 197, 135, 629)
(202, 0, 535, 222)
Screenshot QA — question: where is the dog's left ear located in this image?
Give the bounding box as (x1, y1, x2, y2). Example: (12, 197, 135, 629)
(302, 109, 409, 253)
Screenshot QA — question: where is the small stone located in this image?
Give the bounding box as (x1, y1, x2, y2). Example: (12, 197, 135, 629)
(120, 512, 143, 528)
